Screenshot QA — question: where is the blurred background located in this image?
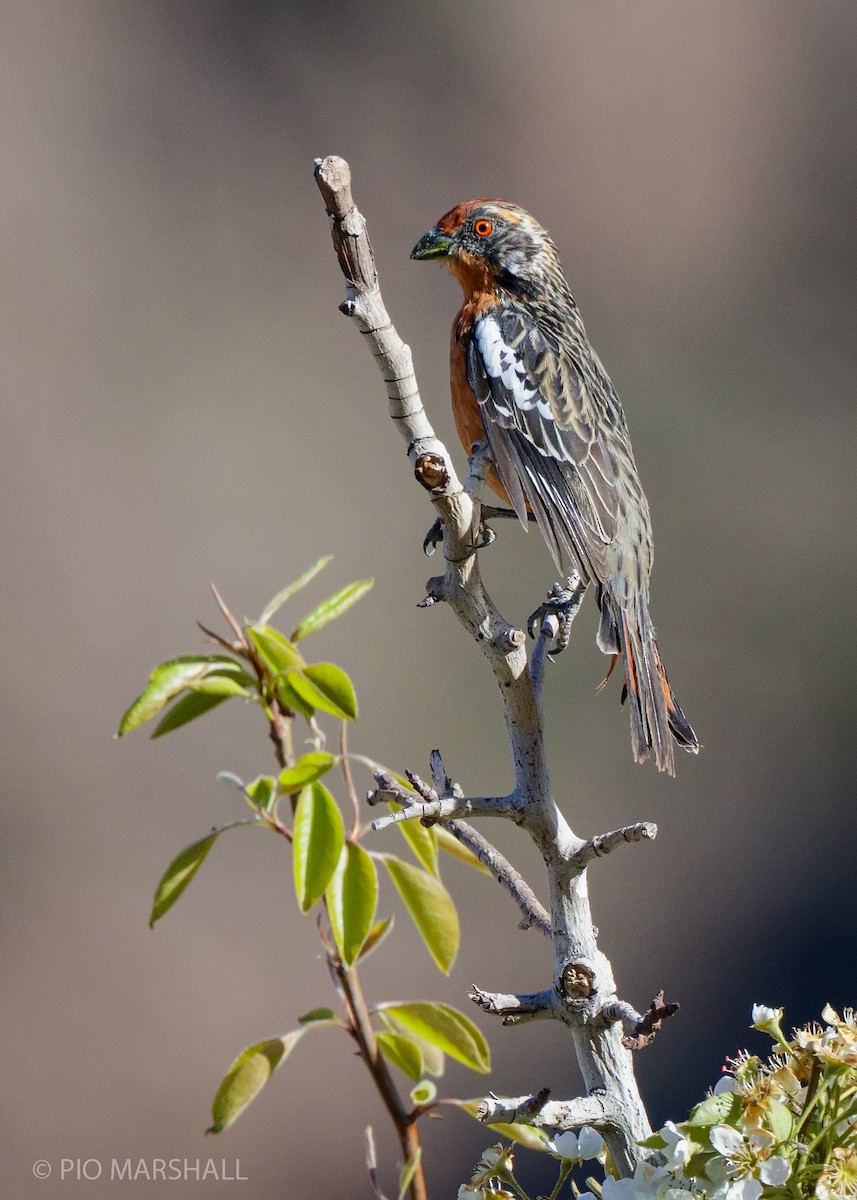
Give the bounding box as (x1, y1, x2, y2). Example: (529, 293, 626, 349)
(2, 1, 856, 1196)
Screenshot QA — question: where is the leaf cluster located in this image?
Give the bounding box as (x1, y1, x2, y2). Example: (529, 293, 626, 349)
(118, 560, 494, 1159)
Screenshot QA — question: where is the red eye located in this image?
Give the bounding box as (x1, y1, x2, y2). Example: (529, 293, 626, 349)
(474, 219, 493, 238)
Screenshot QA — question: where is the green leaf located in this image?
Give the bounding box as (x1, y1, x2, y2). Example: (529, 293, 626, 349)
(409, 1081, 436, 1107)
(245, 775, 276, 812)
(356, 915, 395, 962)
(639, 1132, 668, 1150)
(152, 691, 229, 738)
(376, 1011, 445, 1077)
(150, 833, 218, 927)
(687, 1091, 742, 1128)
(246, 624, 306, 675)
(398, 1146, 422, 1200)
(290, 578, 374, 643)
(298, 1008, 336, 1025)
(117, 656, 238, 736)
(488, 1123, 550, 1152)
(258, 556, 334, 625)
(286, 664, 358, 721)
(766, 1098, 795, 1143)
(293, 783, 344, 913)
(208, 1032, 304, 1133)
(434, 825, 491, 874)
(278, 752, 337, 793)
(327, 841, 377, 965)
(376, 1032, 424, 1082)
(453, 1097, 486, 1119)
(275, 676, 315, 720)
(189, 674, 252, 697)
(378, 1003, 490, 1073)
(381, 855, 459, 974)
(396, 813, 439, 876)
(451, 1100, 551, 1151)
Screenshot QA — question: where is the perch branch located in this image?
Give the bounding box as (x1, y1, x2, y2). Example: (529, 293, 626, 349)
(315, 155, 661, 1177)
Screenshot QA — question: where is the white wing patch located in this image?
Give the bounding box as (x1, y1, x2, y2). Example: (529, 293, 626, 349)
(474, 316, 552, 422)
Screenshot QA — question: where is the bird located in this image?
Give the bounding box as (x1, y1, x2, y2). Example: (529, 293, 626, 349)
(411, 199, 698, 775)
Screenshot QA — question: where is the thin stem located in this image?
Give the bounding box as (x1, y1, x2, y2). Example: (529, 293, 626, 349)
(804, 1090, 857, 1155)
(262, 690, 422, 1196)
(340, 721, 362, 839)
(549, 1160, 573, 1200)
(336, 960, 427, 1200)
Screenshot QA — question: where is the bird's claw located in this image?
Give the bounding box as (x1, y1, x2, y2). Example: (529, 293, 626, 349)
(423, 518, 444, 556)
(527, 574, 587, 658)
(423, 517, 496, 556)
(474, 522, 496, 550)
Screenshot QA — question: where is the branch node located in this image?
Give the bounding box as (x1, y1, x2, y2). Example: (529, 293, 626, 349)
(414, 452, 448, 491)
(498, 627, 526, 651)
(557, 958, 598, 1004)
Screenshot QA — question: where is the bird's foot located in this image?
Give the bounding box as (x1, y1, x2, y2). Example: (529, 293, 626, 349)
(423, 518, 444, 556)
(527, 573, 587, 659)
(423, 517, 497, 556)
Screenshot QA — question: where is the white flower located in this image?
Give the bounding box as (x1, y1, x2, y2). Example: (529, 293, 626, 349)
(635, 1161, 678, 1198)
(750, 1005, 783, 1034)
(708, 1124, 791, 1200)
(760, 1157, 791, 1186)
(602, 1176, 639, 1200)
(551, 1126, 604, 1161)
(660, 1121, 692, 1171)
(708, 1177, 762, 1200)
(713, 1075, 738, 1095)
(816, 1146, 857, 1200)
(578, 1126, 605, 1160)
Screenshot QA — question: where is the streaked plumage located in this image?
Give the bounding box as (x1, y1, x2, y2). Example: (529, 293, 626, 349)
(411, 199, 698, 774)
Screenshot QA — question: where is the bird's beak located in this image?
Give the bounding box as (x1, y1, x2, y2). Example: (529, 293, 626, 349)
(410, 227, 455, 261)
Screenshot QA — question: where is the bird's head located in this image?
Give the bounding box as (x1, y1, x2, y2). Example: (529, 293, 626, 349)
(410, 199, 561, 297)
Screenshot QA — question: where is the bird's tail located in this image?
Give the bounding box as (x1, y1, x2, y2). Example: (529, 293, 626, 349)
(597, 589, 699, 775)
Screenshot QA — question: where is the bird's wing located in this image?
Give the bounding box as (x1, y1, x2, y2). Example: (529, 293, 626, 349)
(467, 305, 619, 578)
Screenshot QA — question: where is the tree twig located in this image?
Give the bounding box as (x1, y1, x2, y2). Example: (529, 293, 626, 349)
(445, 820, 553, 936)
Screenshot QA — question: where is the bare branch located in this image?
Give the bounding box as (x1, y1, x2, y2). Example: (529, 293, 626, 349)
(470, 986, 555, 1025)
(369, 771, 517, 830)
(371, 752, 550, 932)
(477, 1091, 623, 1134)
(449, 821, 552, 936)
(602, 992, 680, 1051)
(571, 822, 658, 868)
